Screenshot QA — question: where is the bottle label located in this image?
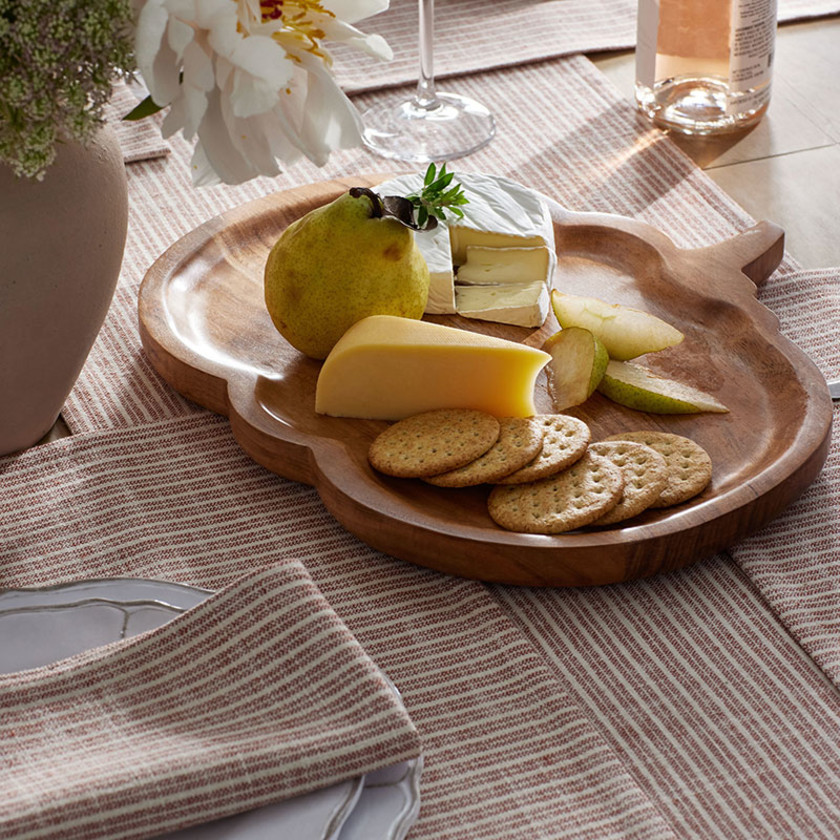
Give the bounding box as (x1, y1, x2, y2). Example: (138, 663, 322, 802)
(727, 0, 776, 114)
(729, 0, 777, 92)
(635, 0, 776, 91)
(635, 0, 660, 88)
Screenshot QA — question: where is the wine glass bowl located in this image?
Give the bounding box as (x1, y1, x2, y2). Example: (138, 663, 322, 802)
(362, 0, 495, 163)
(362, 91, 495, 164)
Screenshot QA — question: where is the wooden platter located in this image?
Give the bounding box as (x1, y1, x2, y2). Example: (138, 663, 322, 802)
(138, 174, 833, 586)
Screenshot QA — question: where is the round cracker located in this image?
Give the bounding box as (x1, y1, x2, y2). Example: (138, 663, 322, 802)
(587, 440, 669, 525)
(487, 451, 624, 534)
(424, 417, 545, 487)
(603, 431, 712, 508)
(369, 409, 500, 478)
(495, 414, 591, 485)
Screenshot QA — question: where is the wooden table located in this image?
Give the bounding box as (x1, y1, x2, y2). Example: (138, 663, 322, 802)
(593, 16, 840, 269)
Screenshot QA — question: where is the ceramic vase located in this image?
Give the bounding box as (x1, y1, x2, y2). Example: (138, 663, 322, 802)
(0, 124, 128, 455)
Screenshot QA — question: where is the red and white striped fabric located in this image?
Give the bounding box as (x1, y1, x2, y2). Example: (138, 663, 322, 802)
(730, 267, 840, 682)
(0, 565, 420, 840)
(6, 34, 840, 840)
(494, 551, 840, 839)
(2, 398, 839, 837)
(329, 0, 840, 94)
(1, 418, 678, 839)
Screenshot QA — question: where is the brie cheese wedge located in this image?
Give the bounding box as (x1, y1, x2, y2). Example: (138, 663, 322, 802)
(455, 281, 550, 328)
(445, 172, 555, 267)
(375, 171, 556, 322)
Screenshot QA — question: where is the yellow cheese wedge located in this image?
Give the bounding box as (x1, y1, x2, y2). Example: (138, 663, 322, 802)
(315, 315, 550, 420)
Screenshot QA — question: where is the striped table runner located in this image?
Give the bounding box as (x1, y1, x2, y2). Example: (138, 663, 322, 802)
(729, 267, 840, 682)
(1, 421, 678, 839)
(5, 49, 840, 839)
(0, 566, 420, 839)
(105, 81, 170, 164)
(2, 409, 839, 837)
(331, 0, 840, 94)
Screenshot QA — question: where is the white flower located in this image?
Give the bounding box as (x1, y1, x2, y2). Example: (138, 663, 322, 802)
(134, 0, 392, 185)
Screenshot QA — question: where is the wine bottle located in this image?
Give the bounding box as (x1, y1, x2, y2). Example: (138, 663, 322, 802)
(635, 0, 777, 134)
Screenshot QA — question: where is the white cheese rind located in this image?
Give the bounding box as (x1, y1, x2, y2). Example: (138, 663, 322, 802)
(446, 172, 556, 269)
(455, 281, 550, 328)
(416, 225, 457, 314)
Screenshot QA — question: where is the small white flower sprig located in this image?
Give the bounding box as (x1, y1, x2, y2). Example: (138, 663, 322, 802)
(131, 0, 393, 186)
(0, 0, 135, 179)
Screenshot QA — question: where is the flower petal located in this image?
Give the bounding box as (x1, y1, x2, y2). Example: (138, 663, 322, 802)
(208, 28, 293, 90)
(321, 0, 390, 25)
(321, 18, 393, 60)
(295, 58, 363, 160)
(135, 1, 183, 105)
(193, 89, 261, 185)
(183, 38, 215, 92)
(166, 16, 195, 61)
(230, 67, 281, 119)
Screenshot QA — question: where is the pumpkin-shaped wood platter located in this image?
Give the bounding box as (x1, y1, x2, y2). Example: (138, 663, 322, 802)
(138, 174, 832, 586)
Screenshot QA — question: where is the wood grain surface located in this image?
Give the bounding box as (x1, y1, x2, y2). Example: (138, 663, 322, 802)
(137, 175, 832, 586)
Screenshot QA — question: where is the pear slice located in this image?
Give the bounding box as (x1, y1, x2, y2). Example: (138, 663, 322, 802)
(543, 327, 609, 410)
(550, 290, 684, 361)
(597, 360, 729, 414)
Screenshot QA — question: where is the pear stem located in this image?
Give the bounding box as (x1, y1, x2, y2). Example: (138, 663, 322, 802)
(349, 187, 385, 218)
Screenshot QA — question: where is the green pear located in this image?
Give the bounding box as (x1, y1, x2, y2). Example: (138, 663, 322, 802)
(597, 360, 729, 414)
(265, 190, 430, 359)
(543, 327, 609, 410)
(550, 290, 683, 360)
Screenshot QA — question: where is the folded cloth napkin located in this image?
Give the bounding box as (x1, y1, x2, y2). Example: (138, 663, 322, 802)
(105, 80, 171, 164)
(0, 564, 421, 840)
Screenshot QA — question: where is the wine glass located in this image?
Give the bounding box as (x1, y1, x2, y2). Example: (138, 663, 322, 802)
(361, 0, 496, 163)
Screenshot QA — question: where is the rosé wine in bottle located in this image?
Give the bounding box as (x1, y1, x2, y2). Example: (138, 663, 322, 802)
(635, 0, 777, 134)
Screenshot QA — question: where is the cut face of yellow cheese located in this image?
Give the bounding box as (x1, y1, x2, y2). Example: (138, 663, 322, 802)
(315, 315, 550, 420)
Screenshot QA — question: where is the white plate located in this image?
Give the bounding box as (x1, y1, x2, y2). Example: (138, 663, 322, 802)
(0, 578, 422, 840)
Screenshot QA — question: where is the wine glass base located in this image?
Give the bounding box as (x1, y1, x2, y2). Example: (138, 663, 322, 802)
(361, 92, 495, 164)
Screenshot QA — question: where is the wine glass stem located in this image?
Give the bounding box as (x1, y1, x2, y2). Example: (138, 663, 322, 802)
(416, 0, 438, 108)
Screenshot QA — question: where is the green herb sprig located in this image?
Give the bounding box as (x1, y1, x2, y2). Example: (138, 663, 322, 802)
(406, 162, 469, 228)
(351, 163, 469, 231)
(354, 162, 467, 231)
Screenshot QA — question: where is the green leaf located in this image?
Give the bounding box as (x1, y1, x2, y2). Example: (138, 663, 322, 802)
(123, 94, 165, 121)
(440, 172, 454, 188)
(376, 161, 469, 230)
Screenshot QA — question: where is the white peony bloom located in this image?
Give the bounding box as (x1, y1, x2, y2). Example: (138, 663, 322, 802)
(133, 0, 392, 185)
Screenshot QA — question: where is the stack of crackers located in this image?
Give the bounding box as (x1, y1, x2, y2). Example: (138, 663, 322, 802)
(368, 409, 712, 534)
